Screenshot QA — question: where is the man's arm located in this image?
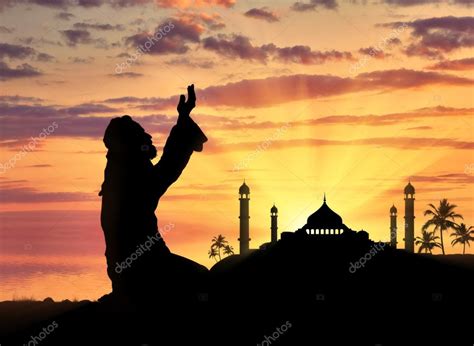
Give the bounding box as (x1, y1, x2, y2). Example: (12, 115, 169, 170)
(153, 85, 207, 198)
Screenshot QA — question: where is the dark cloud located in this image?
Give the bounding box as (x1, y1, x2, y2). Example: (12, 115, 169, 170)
(244, 7, 279, 22)
(58, 29, 107, 48)
(0, 101, 118, 118)
(165, 57, 215, 69)
(56, 11, 74, 20)
(0, 95, 44, 103)
(60, 29, 93, 46)
(0, 43, 36, 59)
(73, 22, 125, 31)
(130, 18, 145, 26)
(60, 29, 109, 48)
(0, 0, 235, 11)
(77, 0, 103, 6)
(358, 47, 390, 59)
(109, 72, 143, 78)
(103, 96, 163, 104)
(388, 37, 402, 45)
(116, 52, 131, 58)
(0, 43, 56, 63)
(1, 0, 101, 10)
(68, 56, 95, 64)
(355, 68, 471, 88)
(381, 16, 474, 58)
(19, 36, 63, 47)
(36, 52, 56, 62)
(426, 57, 474, 70)
(124, 19, 200, 55)
(202, 34, 354, 64)
(291, 0, 338, 11)
(382, 0, 472, 7)
(153, 0, 235, 8)
(64, 103, 118, 115)
(121, 12, 225, 57)
(0, 61, 42, 81)
(202, 34, 268, 61)
(265, 44, 354, 64)
(28, 0, 70, 7)
(0, 100, 174, 143)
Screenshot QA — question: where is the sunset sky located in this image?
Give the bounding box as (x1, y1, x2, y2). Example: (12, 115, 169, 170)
(0, 0, 473, 300)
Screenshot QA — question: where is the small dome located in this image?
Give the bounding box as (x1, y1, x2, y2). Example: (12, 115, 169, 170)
(404, 182, 415, 194)
(239, 181, 250, 194)
(390, 204, 397, 213)
(271, 204, 278, 213)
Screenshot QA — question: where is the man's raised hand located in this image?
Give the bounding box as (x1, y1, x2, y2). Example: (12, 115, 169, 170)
(177, 84, 196, 119)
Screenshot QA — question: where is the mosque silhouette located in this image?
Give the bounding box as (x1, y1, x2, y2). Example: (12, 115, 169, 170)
(237, 180, 416, 255)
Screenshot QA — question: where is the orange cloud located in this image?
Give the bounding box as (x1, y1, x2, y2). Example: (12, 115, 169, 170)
(135, 69, 473, 110)
(427, 57, 474, 70)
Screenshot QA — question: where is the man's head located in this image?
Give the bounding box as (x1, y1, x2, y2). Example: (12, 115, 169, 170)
(103, 115, 157, 160)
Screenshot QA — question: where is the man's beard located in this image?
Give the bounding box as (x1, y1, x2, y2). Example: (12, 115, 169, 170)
(141, 143, 157, 160)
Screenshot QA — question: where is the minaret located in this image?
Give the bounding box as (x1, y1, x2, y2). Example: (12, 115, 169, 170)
(390, 204, 397, 248)
(270, 204, 278, 244)
(404, 181, 415, 252)
(238, 181, 250, 255)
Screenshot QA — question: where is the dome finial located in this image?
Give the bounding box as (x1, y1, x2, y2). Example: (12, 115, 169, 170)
(323, 193, 326, 203)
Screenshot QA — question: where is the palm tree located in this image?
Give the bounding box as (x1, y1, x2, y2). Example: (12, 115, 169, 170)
(208, 247, 219, 262)
(223, 244, 234, 256)
(450, 223, 474, 255)
(422, 199, 463, 255)
(211, 234, 228, 261)
(415, 230, 441, 254)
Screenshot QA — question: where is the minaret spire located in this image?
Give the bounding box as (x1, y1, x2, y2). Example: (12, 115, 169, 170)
(404, 181, 415, 253)
(238, 181, 250, 255)
(270, 204, 278, 244)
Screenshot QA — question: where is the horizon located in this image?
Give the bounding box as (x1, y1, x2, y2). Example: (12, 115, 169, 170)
(1, 0, 473, 301)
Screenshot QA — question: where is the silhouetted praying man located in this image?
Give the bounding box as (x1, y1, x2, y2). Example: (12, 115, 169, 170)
(99, 85, 208, 300)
